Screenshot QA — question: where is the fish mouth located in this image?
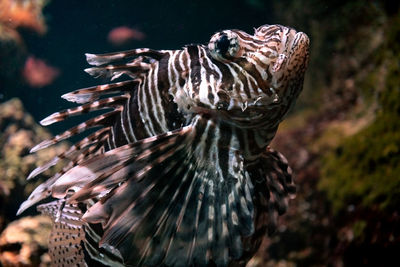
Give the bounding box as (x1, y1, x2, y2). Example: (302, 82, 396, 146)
(194, 91, 281, 127)
(226, 92, 280, 120)
(228, 108, 265, 122)
(213, 92, 281, 127)
(193, 105, 268, 127)
(217, 107, 272, 129)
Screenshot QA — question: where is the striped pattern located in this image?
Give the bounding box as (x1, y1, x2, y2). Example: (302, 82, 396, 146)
(19, 24, 310, 266)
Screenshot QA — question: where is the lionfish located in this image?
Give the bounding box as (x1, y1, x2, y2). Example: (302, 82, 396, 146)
(18, 24, 310, 266)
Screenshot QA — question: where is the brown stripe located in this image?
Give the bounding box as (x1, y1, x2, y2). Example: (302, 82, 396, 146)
(157, 52, 185, 130)
(229, 62, 251, 98)
(263, 26, 280, 37)
(209, 58, 234, 91)
(186, 45, 201, 94)
(235, 57, 270, 95)
(128, 86, 149, 140)
(217, 122, 232, 179)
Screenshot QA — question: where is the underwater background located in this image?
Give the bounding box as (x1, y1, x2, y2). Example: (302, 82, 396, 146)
(0, 0, 399, 266)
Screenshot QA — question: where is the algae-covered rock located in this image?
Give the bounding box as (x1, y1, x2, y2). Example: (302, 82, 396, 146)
(319, 12, 400, 214)
(255, 1, 400, 266)
(0, 98, 67, 231)
(0, 215, 52, 267)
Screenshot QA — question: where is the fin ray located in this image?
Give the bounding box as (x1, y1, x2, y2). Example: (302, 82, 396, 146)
(31, 110, 119, 152)
(85, 48, 164, 66)
(40, 96, 127, 126)
(62, 80, 138, 104)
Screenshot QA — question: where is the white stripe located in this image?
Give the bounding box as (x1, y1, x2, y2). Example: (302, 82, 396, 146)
(152, 63, 169, 132)
(110, 127, 117, 148)
(170, 51, 181, 94)
(142, 71, 157, 135)
(126, 94, 138, 142)
(137, 78, 153, 136)
(119, 95, 132, 143)
(178, 50, 186, 80)
(184, 49, 194, 100)
(247, 55, 269, 80)
(198, 48, 212, 107)
(225, 63, 245, 103)
(146, 63, 162, 133)
(167, 51, 176, 94)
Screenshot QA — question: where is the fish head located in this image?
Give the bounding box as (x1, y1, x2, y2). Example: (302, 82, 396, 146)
(207, 24, 310, 125)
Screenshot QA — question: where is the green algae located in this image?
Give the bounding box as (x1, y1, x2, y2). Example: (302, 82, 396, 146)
(352, 220, 367, 241)
(319, 111, 400, 212)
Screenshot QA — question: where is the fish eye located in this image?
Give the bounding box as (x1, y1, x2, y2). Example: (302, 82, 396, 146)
(208, 31, 239, 60)
(216, 34, 230, 55)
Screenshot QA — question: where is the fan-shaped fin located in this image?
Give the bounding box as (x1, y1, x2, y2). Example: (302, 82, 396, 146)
(84, 224, 125, 266)
(263, 148, 295, 234)
(37, 200, 124, 267)
(37, 200, 87, 266)
(247, 147, 296, 236)
(46, 116, 256, 266)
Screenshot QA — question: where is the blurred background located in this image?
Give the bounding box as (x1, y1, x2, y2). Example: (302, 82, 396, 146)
(0, 0, 399, 266)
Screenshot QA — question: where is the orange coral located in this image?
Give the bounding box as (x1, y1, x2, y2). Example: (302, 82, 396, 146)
(0, 0, 48, 43)
(22, 56, 59, 88)
(107, 26, 146, 46)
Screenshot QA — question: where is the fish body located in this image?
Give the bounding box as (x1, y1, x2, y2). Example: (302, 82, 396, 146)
(19, 24, 310, 266)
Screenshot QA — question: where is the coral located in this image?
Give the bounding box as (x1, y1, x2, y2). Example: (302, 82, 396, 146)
(0, 0, 48, 39)
(0, 215, 51, 267)
(22, 56, 60, 88)
(0, 0, 50, 97)
(0, 98, 67, 231)
(108, 26, 146, 46)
